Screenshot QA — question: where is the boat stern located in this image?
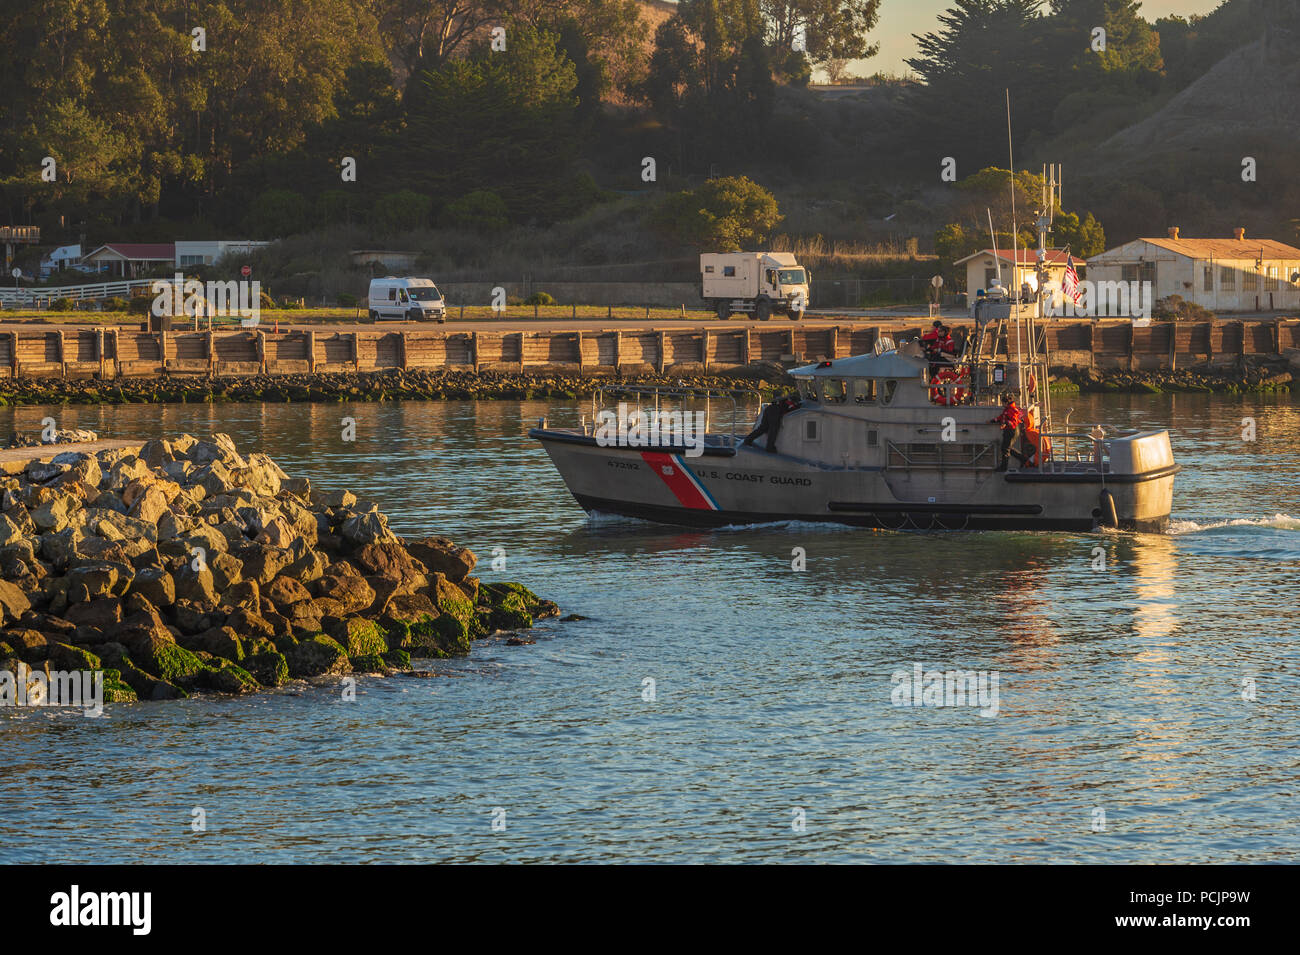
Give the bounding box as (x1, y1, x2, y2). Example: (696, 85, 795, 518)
(1106, 430, 1178, 532)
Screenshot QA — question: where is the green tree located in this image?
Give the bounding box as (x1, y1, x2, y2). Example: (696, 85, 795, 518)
(245, 189, 312, 237)
(444, 190, 510, 233)
(764, 0, 883, 64)
(1052, 210, 1106, 257)
(370, 0, 505, 81)
(1043, 0, 1163, 87)
(372, 189, 434, 233)
(402, 24, 585, 222)
(652, 175, 783, 249)
(0, 0, 382, 228)
(906, 1, 1051, 169)
(642, 1, 776, 168)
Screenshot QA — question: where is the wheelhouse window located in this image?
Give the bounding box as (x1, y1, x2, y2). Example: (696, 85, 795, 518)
(881, 380, 898, 405)
(821, 379, 848, 404)
(794, 376, 818, 402)
(853, 379, 877, 404)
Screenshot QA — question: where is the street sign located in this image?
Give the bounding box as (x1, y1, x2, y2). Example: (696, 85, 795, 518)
(10, 268, 20, 279)
(241, 265, 251, 277)
(931, 275, 943, 288)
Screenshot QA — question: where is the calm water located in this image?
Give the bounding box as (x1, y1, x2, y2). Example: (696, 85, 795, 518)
(1, 393, 1298, 863)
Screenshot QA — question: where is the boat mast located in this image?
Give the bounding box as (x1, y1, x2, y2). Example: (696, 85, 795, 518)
(1006, 90, 1024, 407)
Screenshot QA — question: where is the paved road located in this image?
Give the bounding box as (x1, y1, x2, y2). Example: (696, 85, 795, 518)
(0, 310, 1291, 336)
(0, 439, 141, 471)
(0, 311, 966, 335)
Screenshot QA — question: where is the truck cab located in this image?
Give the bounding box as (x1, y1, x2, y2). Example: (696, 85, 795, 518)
(701, 252, 810, 321)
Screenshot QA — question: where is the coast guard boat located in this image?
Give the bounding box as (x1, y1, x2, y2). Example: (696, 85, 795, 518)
(532, 163, 1177, 533)
(530, 311, 1177, 534)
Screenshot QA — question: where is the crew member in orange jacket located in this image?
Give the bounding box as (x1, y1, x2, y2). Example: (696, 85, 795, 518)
(991, 392, 1031, 471)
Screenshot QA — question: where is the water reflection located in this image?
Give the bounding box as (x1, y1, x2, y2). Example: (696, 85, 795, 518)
(0, 393, 1297, 862)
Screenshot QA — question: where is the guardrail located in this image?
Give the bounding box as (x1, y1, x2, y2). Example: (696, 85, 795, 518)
(0, 279, 154, 306)
(0, 226, 40, 242)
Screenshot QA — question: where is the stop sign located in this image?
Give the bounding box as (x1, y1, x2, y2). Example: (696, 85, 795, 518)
(241, 265, 251, 277)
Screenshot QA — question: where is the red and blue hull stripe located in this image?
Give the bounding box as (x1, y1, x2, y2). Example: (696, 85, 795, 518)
(640, 452, 720, 511)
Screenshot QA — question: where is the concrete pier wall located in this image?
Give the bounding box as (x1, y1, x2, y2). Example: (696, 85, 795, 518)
(0, 320, 1296, 379)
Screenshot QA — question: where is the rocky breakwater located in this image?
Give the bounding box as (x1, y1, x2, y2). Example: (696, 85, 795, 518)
(0, 433, 557, 703)
(0, 369, 783, 405)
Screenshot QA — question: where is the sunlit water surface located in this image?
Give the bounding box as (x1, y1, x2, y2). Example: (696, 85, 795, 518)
(1, 393, 1297, 863)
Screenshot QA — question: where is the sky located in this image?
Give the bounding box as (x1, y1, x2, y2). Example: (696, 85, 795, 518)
(867, 0, 1230, 76)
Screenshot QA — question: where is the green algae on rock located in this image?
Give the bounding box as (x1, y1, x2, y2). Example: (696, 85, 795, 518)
(0, 433, 558, 705)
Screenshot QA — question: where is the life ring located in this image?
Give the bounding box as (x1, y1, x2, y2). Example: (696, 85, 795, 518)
(929, 366, 970, 405)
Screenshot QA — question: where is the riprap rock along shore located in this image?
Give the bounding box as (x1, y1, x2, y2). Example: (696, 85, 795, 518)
(0, 433, 556, 703)
(0, 370, 783, 405)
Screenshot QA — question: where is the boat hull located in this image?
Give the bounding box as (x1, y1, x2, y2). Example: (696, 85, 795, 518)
(530, 430, 1176, 533)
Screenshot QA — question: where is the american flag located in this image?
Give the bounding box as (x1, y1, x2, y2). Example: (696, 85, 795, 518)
(1062, 253, 1082, 304)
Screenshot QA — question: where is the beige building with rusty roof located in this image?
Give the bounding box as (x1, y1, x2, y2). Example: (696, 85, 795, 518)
(1088, 228, 1300, 313)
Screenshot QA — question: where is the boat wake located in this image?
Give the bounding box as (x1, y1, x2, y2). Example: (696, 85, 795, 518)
(1169, 513, 1300, 535)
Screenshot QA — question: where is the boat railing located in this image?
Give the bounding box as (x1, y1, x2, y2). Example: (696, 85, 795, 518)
(585, 382, 766, 448)
(1030, 424, 1141, 473)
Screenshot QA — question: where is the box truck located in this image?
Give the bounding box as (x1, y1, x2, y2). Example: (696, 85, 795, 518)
(700, 252, 810, 321)
(367, 277, 446, 322)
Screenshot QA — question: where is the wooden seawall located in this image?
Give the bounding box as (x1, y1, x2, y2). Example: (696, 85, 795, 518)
(0, 320, 1296, 379)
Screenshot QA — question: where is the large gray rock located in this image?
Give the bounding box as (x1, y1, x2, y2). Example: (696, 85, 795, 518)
(32, 495, 77, 532)
(0, 578, 32, 624)
(26, 461, 70, 483)
(406, 536, 477, 583)
(65, 562, 132, 602)
(340, 510, 395, 547)
(130, 567, 176, 608)
(40, 527, 87, 569)
(174, 565, 218, 606)
(51, 453, 101, 489)
(190, 460, 233, 497)
(0, 512, 25, 547)
(84, 507, 157, 543)
(104, 457, 153, 491)
(236, 544, 294, 585)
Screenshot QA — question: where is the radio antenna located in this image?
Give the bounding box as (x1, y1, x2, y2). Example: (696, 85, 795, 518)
(1006, 90, 1024, 403)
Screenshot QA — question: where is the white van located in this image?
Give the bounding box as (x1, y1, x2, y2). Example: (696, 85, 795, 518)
(367, 277, 446, 322)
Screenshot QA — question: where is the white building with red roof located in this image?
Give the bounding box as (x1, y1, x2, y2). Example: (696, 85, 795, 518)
(81, 239, 270, 277)
(954, 247, 1082, 303)
(81, 243, 176, 277)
